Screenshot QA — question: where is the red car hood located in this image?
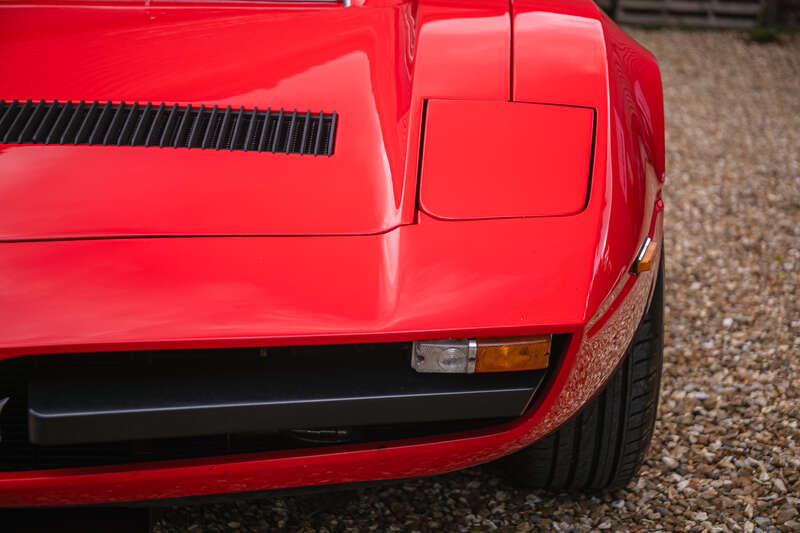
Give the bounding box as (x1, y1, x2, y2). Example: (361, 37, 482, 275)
(0, 0, 509, 240)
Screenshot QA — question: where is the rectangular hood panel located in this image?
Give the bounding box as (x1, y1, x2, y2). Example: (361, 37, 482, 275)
(0, 4, 410, 239)
(0, 144, 396, 239)
(0, 0, 511, 240)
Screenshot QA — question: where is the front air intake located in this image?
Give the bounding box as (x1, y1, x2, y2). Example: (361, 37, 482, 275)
(0, 100, 337, 156)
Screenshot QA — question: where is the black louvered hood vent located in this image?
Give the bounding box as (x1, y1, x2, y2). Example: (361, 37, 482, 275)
(0, 100, 337, 156)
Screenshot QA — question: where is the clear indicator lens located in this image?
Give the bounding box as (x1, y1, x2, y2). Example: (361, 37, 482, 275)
(412, 340, 475, 373)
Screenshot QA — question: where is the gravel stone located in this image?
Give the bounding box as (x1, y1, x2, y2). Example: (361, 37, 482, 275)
(155, 29, 800, 532)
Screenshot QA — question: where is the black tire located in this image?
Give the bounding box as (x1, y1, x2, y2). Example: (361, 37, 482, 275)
(504, 257, 664, 492)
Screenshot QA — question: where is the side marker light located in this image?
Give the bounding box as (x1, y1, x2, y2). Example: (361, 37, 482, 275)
(634, 237, 656, 274)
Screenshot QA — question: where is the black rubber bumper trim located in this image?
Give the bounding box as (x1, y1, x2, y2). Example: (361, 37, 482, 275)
(28, 369, 543, 446)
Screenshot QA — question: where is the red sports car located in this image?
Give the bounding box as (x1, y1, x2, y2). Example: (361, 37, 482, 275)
(0, 0, 664, 507)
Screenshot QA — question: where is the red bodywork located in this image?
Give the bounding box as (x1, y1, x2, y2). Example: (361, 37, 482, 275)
(0, 0, 664, 506)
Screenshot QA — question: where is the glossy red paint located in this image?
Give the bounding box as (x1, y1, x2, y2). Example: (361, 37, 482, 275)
(512, 0, 664, 322)
(0, 217, 660, 506)
(0, 217, 590, 358)
(0, 0, 664, 507)
(419, 100, 594, 220)
(0, 218, 662, 507)
(0, 0, 508, 239)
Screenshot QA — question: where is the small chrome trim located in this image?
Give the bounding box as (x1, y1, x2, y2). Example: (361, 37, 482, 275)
(637, 236, 653, 263)
(467, 339, 478, 373)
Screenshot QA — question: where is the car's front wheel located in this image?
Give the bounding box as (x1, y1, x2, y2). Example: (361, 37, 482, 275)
(504, 257, 664, 492)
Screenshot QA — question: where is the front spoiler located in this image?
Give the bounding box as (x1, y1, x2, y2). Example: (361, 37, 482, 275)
(0, 208, 662, 506)
(0, 215, 600, 360)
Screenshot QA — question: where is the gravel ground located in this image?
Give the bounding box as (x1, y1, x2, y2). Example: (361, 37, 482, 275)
(156, 29, 800, 532)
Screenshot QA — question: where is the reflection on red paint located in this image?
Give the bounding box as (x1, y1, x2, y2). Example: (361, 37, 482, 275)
(0, 0, 664, 506)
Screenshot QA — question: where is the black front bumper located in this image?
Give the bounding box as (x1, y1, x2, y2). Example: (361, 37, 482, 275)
(1, 342, 559, 470)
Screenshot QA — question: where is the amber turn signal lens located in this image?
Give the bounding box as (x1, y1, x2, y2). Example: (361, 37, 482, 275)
(635, 237, 656, 274)
(475, 335, 551, 373)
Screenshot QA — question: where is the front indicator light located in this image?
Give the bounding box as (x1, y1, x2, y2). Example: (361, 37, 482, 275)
(412, 335, 551, 373)
(634, 237, 656, 274)
(475, 336, 551, 373)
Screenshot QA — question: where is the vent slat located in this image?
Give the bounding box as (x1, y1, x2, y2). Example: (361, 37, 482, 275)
(174, 104, 193, 148)
(313, 111, 325, 156)
(103, 103, 127, 145)
(89, 102, 113, 145)
(216, 106, 233, 150)
(300, 111, 312, 154)
(0, 101, 337, 155)
(130, 103, 152, 146)
(145, 103, 166, 147)
(116, 102, 139, 146)
(285, 110, 298, 153)
(47, 101, 73, 144)
(59, 100, 85, 144)
(243, 107, 258, 152)
(75, 101, 99, 144)
(230, 106, 245, 151)
(160, 104, 180, 148)
(3, 99, 33, 143)
(202, 106, 219, 149)
(188, 105, 206, 148)
(18, 100, 47, 143)
(271, 109, 285, 153)
(32, 101, 60, 143)
(258, 109, 272, 152)
(326, 112, 338, 156)
(0, 101, 21, 137)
